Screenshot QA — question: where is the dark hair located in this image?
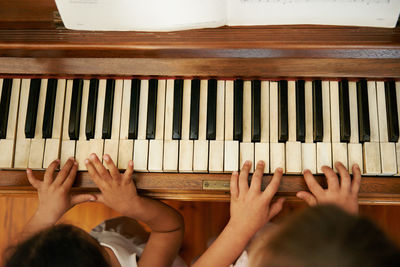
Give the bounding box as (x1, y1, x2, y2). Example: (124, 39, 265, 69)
(249, 205, 400, 267)
(4, 224, 110, 267)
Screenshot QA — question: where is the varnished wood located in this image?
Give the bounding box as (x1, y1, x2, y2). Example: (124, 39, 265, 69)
(0, 171, 399, 204)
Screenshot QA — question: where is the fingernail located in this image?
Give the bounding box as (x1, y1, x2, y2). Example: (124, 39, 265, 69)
(232, 171, 238, 176)
(26, 168, 31, 173)
(129, 160, 133, 166)
(354, 163, 360, 170)
(74, 161, 78, 166)
(303, 168, 310, 174)
(258, 160, 265, 166)
(90, 153, 96, 160)
(85, 159, 89, 165)
(55, 159, 60, 163)
(277, 167, 283, 173)
(89, 196, 96, 201)
(103, 154, 110, 161)
(69, 156, 74, 161)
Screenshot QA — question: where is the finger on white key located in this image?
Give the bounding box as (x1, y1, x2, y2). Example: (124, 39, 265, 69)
(348, 143, 363, 174)
(75, 80, 90, 170)
(270, 142, 285, 173)
(255, 142, 269, 174)
(302, 143, 316, 174)
(317, 142, 332, 173)
(332, 143, 348, 172)
(240, 142, 254, 173)
(118, 139, 134, 170)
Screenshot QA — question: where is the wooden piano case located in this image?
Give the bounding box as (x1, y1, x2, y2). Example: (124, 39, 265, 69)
(1, 0, 400, 203)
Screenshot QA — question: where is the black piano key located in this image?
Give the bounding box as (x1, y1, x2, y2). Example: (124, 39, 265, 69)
(25, 79, 42, 138)
(146, 79, 158, 139)
(102, 79, 115, 139)
(312, 80, 324, 142)
(339, 80, 351, 143)
(385, 81, 399, 142)
(68, 79, 83, 140)
(128, 79, 141, 139)
(172, 79, 184, 140)
(234, 79, 243, 141)
(278, 80, 288, 142)
(0, 79, 13, 139)
(206, 79, 217, 140)
(42, 79, 58, 139)
(296, 80, 306, 142)
(189, 79, 200, 140)
(357, 80, 370, 143)
(251, 80, 261, 142)
(85, 79, 99, 140)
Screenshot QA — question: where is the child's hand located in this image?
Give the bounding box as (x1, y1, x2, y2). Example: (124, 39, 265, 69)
(228, 161, 285, 240)
(85, 153, 138, 215)
(297, 162, 361, 215)
(27, 158, 95, 223)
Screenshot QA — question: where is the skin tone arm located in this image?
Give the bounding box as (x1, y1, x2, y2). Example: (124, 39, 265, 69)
(85, 153, 184, 267)
(19, 158, 96, 242)
(192, 160, 285, 267)
(297, 162, 362, 215)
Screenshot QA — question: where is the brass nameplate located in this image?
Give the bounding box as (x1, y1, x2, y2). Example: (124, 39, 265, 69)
(202, 180, 230, 190)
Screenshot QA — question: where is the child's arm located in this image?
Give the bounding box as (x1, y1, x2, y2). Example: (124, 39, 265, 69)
(297, 162, 361, 215)
(192, 161, 285, 267)
(85, 154, 184, 267)
(19, 158, 95, 241)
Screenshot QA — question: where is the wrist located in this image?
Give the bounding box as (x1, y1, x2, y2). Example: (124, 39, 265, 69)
(226, 219, 255, 243)
(34, 207, 62, 225)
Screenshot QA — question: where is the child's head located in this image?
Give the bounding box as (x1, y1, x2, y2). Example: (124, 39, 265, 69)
(5, 224, 110, 267)
(249, 205, 400, 267)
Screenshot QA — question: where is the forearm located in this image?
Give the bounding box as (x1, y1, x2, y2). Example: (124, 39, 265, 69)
(17, 209, 57, 243)
(122, 197, 183, 233)
(193, 221, 252, 267)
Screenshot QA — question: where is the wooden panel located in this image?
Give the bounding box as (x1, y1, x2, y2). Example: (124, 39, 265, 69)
(0, 171, 399, 203)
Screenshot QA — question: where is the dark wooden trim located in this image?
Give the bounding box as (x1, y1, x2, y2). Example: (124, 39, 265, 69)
(0, 171, 399, 204)
(0, 58, 399, 78)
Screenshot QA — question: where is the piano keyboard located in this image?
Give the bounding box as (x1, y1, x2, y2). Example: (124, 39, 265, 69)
(1, 78, 400, 175)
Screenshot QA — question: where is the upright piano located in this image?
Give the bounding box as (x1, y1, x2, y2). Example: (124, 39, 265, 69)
(1, 0, 400, 203)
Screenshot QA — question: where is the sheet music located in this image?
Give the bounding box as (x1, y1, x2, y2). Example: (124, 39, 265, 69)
(55, 0, 226, 31)
(227, 0, 400, 28)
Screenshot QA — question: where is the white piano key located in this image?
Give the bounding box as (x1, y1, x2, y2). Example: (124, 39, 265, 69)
(363, 142, 381, 175)
(119, 80, 131, 140)
(368, 81, 379, 142)
(193, 80, 208, 172)
(163, 80, 178, 172)
(181, 79, 191, 140)
(133, 139, 149, 172)
(43, 79, 66, 168)
(179, 140, 193, 172)
(286, 141, 301, 174)
(179, 80, 193, 172)
(242, 81, 252, 143)
(396, 81, 400, 174)
(209, 140, 224, 173)
(260, 81, 269, 143)
(255, 142, 269, 173)
(332, 142, 348, 171)
(14, 79, 31, 169)
(322, 81, 331, 142)
(137, 79, 149, 140)
(75, 80, 90, 170)
(240, 142, 254, 173)
(104, 80, 123, 165)
(317, 142, 332, 173)
(305, 81, 313, 143)
(215, 80, 225, 141)
(118, 139, 134, 169)
(60, 80, 74, 167)
(225, 80, 234, 140)
(118, 80, 133, 169)
(380, 142, 397, 175)
(163, 139, 179, 172)
(376, 81, 388, 142)
(270, 142, 285, 173)
(194, 139, 208, 172)
(148, 139, 163, 172)
(270, 82, 279, 143)
(349, 82, 359, 143)
(28, 79, 48, 169)
(330, 81, 340, 143)
(148, 80, 166, 172)
(288, 81, 296, 142)
(376, 81, 396, 174)
(224, 140, 239, 172)
(91, 80, 106, 160)
(302, 143, 316, 174)
(348, 143, 363, 174)
(0, 79, 20, 169)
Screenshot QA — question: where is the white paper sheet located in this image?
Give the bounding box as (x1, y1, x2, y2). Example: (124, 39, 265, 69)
(227, 0, 400, 28)
(55, 0, 226, 31)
